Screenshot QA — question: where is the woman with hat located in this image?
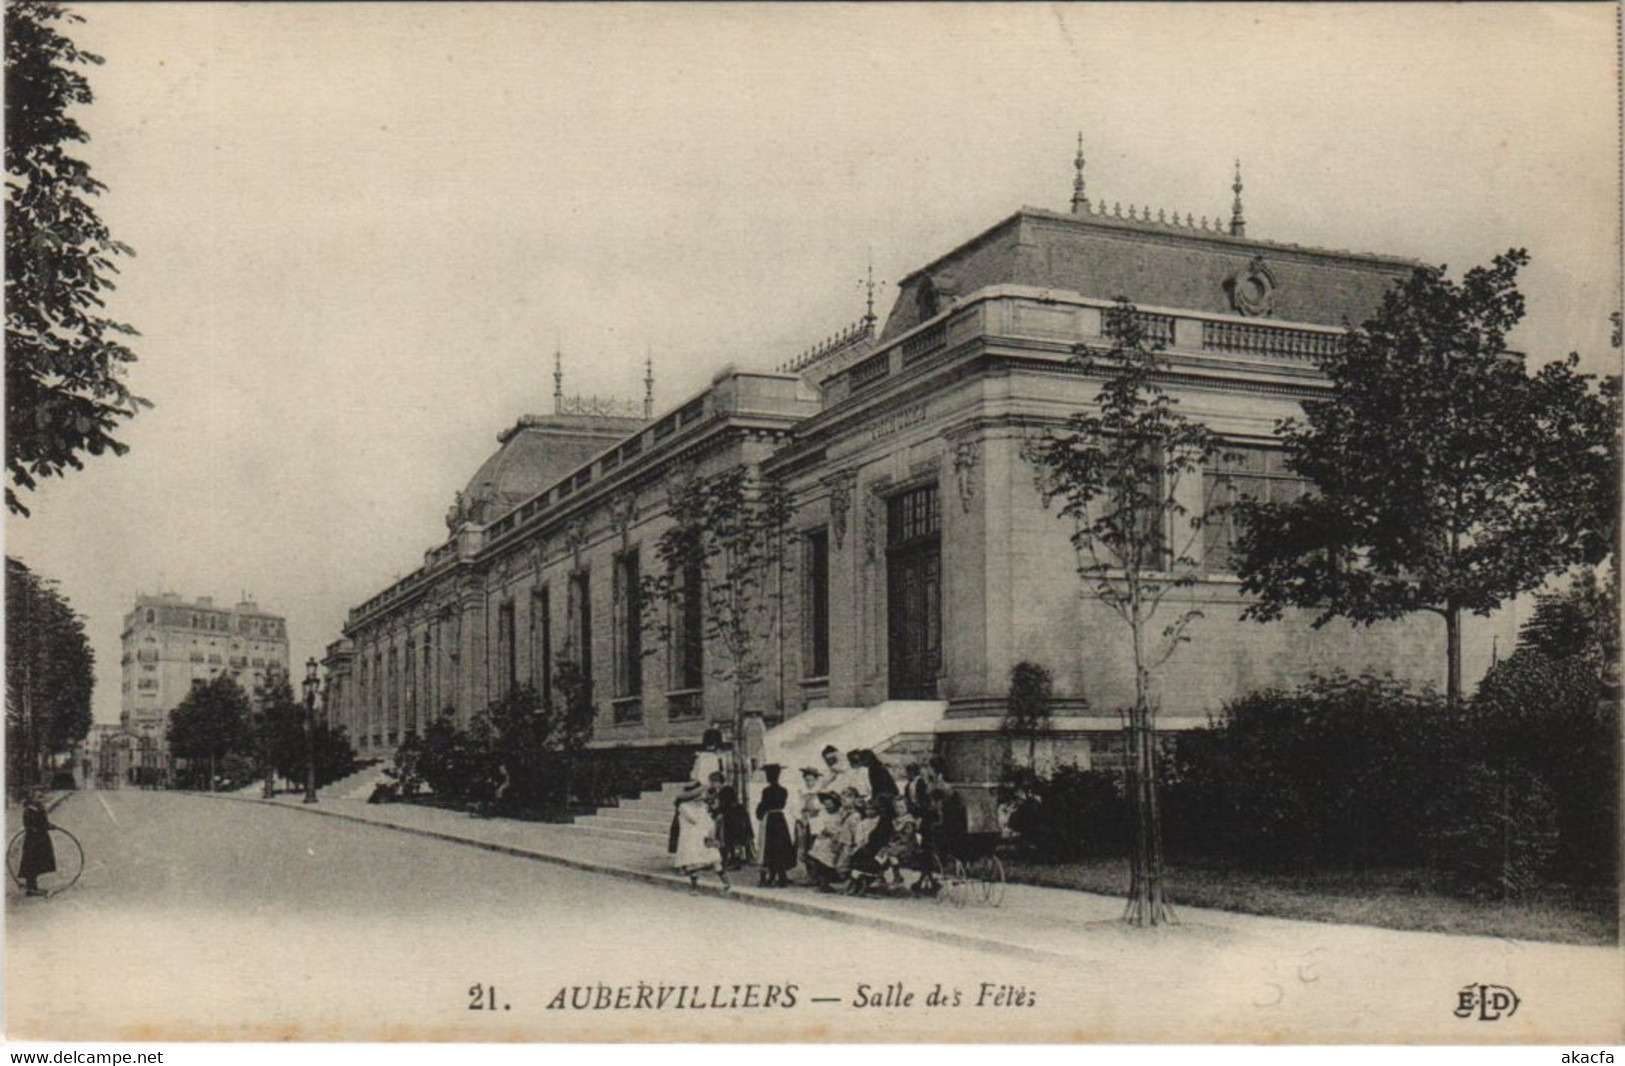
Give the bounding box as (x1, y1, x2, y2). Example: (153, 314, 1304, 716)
(672, 781, 730, 890)
(754, 764, 794, 887)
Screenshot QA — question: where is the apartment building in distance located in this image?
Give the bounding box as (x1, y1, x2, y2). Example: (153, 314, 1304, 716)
(120, 592, 290, 739)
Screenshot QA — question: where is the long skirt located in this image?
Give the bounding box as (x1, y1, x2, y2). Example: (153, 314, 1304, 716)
(759, 811, 795, 874)
(19, 828, 55, 881)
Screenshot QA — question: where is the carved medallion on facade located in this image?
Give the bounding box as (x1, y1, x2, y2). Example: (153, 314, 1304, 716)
(1226, 256, 1276, 317)
(821, 469, 857, 551)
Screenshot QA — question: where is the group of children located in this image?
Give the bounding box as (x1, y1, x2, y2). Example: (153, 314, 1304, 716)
(670, 746, 967, 896)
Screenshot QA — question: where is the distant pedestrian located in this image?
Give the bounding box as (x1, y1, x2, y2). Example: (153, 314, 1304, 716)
(672, 781, 730, 891)
(754, 764, 794, 887)
(19, 788, 55, 897)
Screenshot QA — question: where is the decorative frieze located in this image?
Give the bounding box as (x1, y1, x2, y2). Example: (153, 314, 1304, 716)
(868, 402, 929, 442)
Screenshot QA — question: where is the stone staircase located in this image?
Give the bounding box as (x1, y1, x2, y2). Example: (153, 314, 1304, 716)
(563, 780, 682, 845)
(764, 701, 945, 776)
(565, 701, 950, 850)
(322, 761, 400, 801)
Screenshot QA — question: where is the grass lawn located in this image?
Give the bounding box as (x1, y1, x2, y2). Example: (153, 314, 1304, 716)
(1004, 856, 1618, 946)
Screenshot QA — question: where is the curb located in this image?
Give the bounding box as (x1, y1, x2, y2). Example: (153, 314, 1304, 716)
(191, 791, 1080, 966)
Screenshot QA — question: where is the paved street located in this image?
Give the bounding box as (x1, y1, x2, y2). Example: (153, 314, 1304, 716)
(7, 791, 1084, 1042)
(8, 790, 1621, 1044)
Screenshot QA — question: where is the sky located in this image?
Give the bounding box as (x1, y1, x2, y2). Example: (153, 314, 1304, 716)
(6, 2, 1621, 725)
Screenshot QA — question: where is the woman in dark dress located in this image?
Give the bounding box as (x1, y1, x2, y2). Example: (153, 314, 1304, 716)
(754, 764, 795, 887)
(716, 782, 755, 870)
(861, 750, 899, 801)
(19, 788, 55, 897)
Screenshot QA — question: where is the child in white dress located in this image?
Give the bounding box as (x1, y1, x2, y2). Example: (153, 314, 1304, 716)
(672, 780, 731, 890)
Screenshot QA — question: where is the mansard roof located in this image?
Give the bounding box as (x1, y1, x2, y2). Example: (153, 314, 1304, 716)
(454, 412, 646, 530)
(881, 207, 1419, 340)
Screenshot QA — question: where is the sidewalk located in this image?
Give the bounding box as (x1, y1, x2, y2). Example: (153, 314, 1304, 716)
(221, 790, 1618, 971)
(181, 789, 1625, 1042)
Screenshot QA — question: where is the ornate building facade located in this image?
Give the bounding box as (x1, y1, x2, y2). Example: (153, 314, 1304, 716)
(325, 154, 1491, 784)
(119, 591, 290, 781)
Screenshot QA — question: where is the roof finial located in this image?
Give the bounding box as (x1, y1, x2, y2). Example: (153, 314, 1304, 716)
(1070, 132, 1090, 215)
(1229, 158, 1246, 238)
(553, 336, 564, 414)
(643, 345, 654, 418)
(862, 252, 878, 329)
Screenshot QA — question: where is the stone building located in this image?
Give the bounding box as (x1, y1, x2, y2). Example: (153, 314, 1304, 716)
(120, 592, 290, 773)
(326, 150, 1497, 797)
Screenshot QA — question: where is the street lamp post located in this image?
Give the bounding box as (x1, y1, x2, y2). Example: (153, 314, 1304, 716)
(302, 657, 320, 804)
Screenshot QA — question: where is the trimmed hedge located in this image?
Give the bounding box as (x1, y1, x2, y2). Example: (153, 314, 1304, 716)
(1003, 666, 1618, 900)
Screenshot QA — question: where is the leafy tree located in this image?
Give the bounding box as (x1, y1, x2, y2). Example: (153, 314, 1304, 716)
(1024, 299, 1229, 926)
(248, 668, 355, 789)
(6, 1, 148, 515)
(468, 672, 596, 811)
(1515, 568, 1619, 670)
(310, 722, 357, 788)
(409, 709, 500, 806)
(1470, 648, 1616, 883)
(643, 465, 791, 802)
(5, 555, 93, 788)
(1003, 661, 1057, 767)
(166, 673, 253, 791)
(1235, 250, 1620, 706)
(547, 655, 596, 806)
(256, 668, 305, 787)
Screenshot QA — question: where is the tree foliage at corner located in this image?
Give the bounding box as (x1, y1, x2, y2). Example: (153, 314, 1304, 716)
(1516, 567, 1619, 671)
(256, 668, 303, 783)
(1023, 298, 1229, 927)
(254, 668, 357, 789)
(5, 555, 93, 786)
(1234, 250, 1621, 705)
(166, 673, 254, 784)
(6, 0, 148, 515)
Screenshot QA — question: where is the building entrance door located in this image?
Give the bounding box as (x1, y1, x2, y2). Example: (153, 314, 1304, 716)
(886, 483, 941, 700)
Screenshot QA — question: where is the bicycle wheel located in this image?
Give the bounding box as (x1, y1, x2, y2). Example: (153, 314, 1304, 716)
(970, 854, 1005, 907)
(926, 852, 957, 907)
(7, 826, 84, 898)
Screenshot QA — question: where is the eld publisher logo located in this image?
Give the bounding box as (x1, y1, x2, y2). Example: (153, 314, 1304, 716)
(1453, 983, 1520, 1021)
